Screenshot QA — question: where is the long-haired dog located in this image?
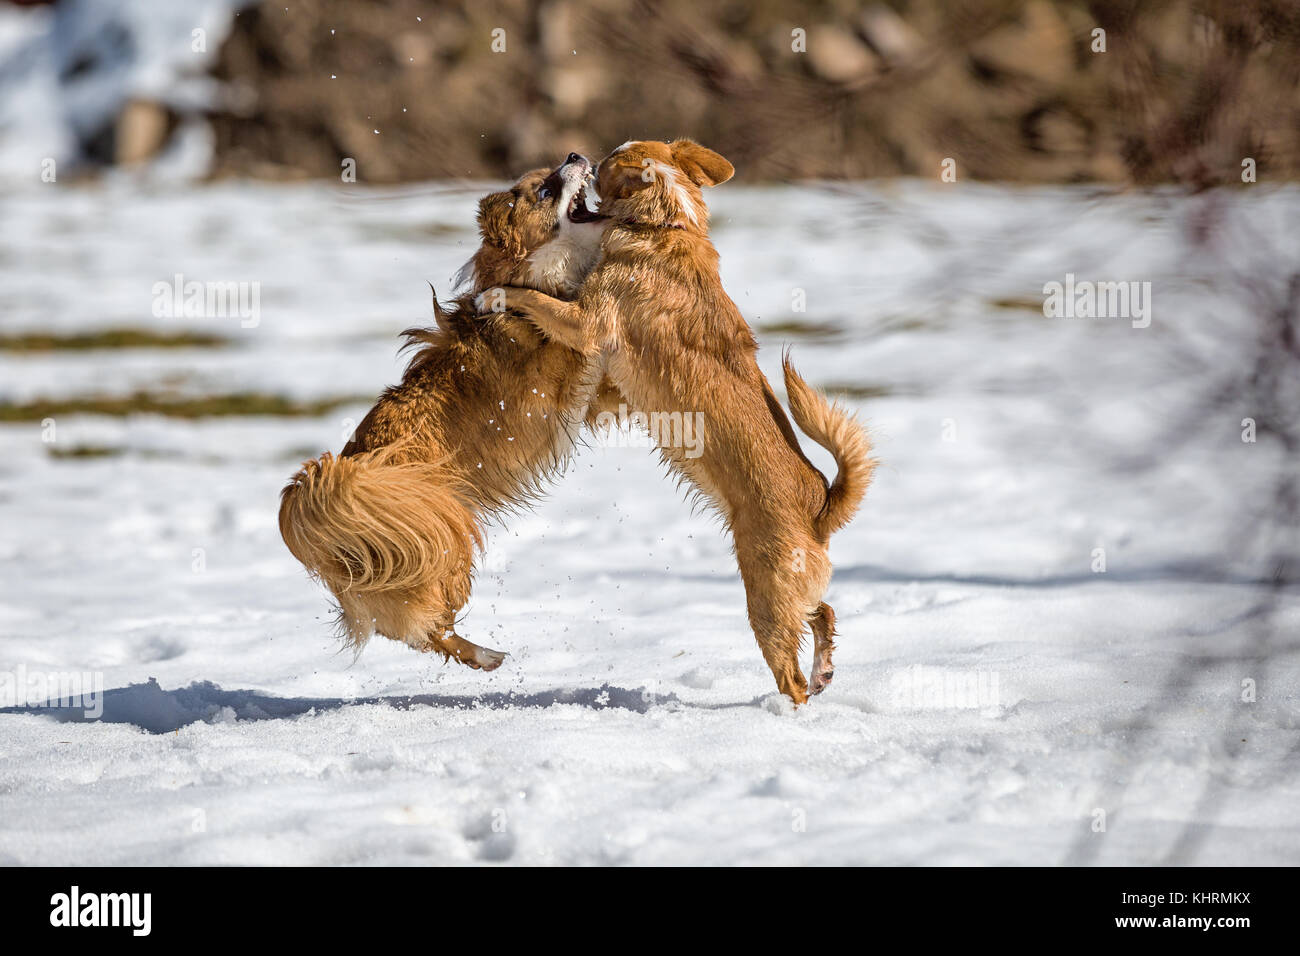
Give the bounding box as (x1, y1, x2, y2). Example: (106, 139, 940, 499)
(279, 153, 609, 669)
(484, 140, 874, 704)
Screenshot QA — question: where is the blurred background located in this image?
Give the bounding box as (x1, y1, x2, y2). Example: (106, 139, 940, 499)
(0, 0, 1297, 865)
(3, 0, 1300, 185)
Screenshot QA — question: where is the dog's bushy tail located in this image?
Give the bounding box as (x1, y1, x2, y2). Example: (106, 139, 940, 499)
(782, 355, 876, 541)
(278, 445, 481, 645)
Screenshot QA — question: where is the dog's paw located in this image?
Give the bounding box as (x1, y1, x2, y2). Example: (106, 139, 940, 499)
(474, 287, 507, 315)
(809, 667, 834, 695)
(475, 646, 508, 671)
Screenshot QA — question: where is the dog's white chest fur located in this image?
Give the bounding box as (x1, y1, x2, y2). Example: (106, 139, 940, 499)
(525, 222, 604, 298)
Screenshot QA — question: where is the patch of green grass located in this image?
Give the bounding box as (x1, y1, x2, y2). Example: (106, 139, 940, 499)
(757, 320, 845, 341)
(45, 446, 229, 464)
(47, 444, 124, 459)
(820, 383, 894, 401)
(988, 297, 1046, 314)
(361, 221, 471, 242)
(875, 316, 930, 334)
(0, 328, 228, 352)
(0, 392, 369, 422)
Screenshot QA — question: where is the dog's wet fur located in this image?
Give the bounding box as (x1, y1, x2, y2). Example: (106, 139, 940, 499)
(279, 155, 610, 668)
(281, 141, 874, 704)
(490, 140, 874, 703)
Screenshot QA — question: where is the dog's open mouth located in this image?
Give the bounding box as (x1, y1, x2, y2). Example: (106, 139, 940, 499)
(567, 181, 602, 223)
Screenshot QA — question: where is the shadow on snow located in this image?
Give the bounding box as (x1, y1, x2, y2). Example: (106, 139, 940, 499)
(0, 678, 670, 734)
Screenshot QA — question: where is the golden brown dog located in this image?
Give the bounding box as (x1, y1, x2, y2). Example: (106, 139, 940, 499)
(279, 154, 611, 669)
(485, 140, 875, 704)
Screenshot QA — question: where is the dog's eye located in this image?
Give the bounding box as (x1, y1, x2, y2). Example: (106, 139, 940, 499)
(538, 186, 552, 200)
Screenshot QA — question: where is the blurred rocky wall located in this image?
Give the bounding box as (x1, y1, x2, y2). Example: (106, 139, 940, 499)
(205, 0, 1300, 184)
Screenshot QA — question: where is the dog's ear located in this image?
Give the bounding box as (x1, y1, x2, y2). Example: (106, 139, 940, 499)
(477, 191, 522, 257)
(670, 140, 734, 187)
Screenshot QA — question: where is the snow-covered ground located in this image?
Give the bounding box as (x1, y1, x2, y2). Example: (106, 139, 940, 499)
(1, 176, 1297, 865)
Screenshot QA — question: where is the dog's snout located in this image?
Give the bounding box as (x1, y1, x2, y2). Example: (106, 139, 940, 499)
(566, 152, 586, 166)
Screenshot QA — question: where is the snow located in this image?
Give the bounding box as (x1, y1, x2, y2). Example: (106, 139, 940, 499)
(1, 176, 1298, 865)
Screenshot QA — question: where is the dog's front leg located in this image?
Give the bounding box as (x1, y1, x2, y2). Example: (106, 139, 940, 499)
(477, 286, 593, 353)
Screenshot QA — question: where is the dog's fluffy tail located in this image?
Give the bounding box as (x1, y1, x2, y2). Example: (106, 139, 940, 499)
(278, 445, 481, 644)
(782, 355, 875, 541)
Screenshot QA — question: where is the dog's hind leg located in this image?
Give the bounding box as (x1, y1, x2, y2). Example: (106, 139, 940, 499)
(738, 556, 810, 705)
(736, 532, 835, 706)
(426, 628, 508, 671)
(808, 602, 836, 695)
(757, 627, 809, 706)
(404, 570, 506, 672)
